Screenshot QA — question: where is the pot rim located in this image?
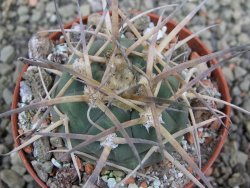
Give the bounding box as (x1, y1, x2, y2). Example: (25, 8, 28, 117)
(11, 13, 231, 188)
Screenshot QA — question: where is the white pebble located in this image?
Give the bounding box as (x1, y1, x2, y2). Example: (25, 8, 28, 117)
(169, 177, 174, 181)
(55, 44, 68, 54)
(163, 174, 168, 181)
(177, 172, 183, 178)
(128, 183, 138, 188)
(153, 179, 161, 186)
(181, 140, 188, 151)
(149, 22, 154, 28)
(199, 137, 205, 144)
(143, 23, 167, 41)
(107, 178, 117, 188)
(101, 175, 108, 182)
(20, 81, 32, 103)
(51, 158, 62, 168)
(198, 128, 204, 132)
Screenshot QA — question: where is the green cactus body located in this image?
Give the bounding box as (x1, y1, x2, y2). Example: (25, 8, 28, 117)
(52, 38, 188, 169)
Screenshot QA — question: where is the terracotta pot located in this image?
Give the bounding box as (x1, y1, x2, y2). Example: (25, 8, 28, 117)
(11, 13, 231, 188)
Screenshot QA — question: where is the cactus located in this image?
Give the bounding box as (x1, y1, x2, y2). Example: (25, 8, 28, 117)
(52, 38, 189, 169)
(1, 0, 250, 187)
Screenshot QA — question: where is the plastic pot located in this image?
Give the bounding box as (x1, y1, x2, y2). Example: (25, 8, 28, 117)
(11, 13, 231, 188)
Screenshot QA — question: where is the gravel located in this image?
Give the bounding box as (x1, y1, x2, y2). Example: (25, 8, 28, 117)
(0, 45, 16, 64)
(31, 160, 49, 182)
(0, 169, 25, 188)
(0, 63, 14, 76)
(2, 88, 13, 105)
(17, 6, 29, 16)
(234, 66, 247, 79)
(0, 0, 249, 187)
(33, 138, 52, 162)
(58, 4, 76, 19)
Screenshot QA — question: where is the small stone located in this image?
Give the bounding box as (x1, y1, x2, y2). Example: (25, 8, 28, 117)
(143, 23, 167, 41)
(47, 178, 58, 188)
(50, 137, 64, 148)
(238, 33, 250, 44)
(18, 110, 33, 132)
(20, 81, 32, 103)
(233, 163, 246, 174)
(128, 183, 139, 188)
(10, 152, 23, 166)
(232, 86, 241, 96)
(222, 67, 234, 81)
(1, 156, 10, 169)
(11, 165, 27, 176)
(3, 88, 13, 105)
(115, 177, 122, 183)
(246, 122, 250, 135)
(53, 147, 71, 163)
(87, 0, 102, 12)
(125, 177, 135, 185)
(101, 169, 110, 175)
(23, 66, 53, 99)
(153, 179, 161, 186)
(23, 174, 34, 182)
(46, 1, 55, 12)
(234, 66, 247, 79)
(48, 51, 68, 64)
(107, 178, 117, 188)
(0, 63, 13, 75)
(143, 0, 154, 9)
(243, 100, 250, 112)
(55, 167, 78, 187)
(228, 173, 245, 187)
(242, 173, 250, 188)
(58, 4, 76, 19)
(42, 161, 54, 173)
(0, 169, 25, 188)
(80, 4, 90, 16)
(0, 27, 5, 40)
(177, 172, 184, 178)
(240, 79, 250, 91)
(237, 151, 249, 166)
(0, 144, 8, 154)
(231, 24, 242, 35)
(109, 172, 114, 178)
(72, 186, 81, 188)
(33, 137, 52, 162)
(18, 15, 30, 23)
(101, 175, 109, 182)
(139, 181, 148, 188)
(31, 11, 42, 22)
(233, 97, 242, 105)
(28, 35, 53, 59)
(31, 160, 49, 182)
(75, 156, 84, 171)
(17, 6, 29, 16)
(49, 14, 57, 23)
(85, 163, 94, 175)
(0, 45, 16, 64)
(113, 170, 125, 178)
(51, 158, 62, 168)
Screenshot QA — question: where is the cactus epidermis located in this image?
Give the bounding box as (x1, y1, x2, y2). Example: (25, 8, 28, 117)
(52, 38, 188, 169)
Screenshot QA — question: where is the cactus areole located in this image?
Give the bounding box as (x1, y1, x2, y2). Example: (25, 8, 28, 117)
(11, 14, 231, 188)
